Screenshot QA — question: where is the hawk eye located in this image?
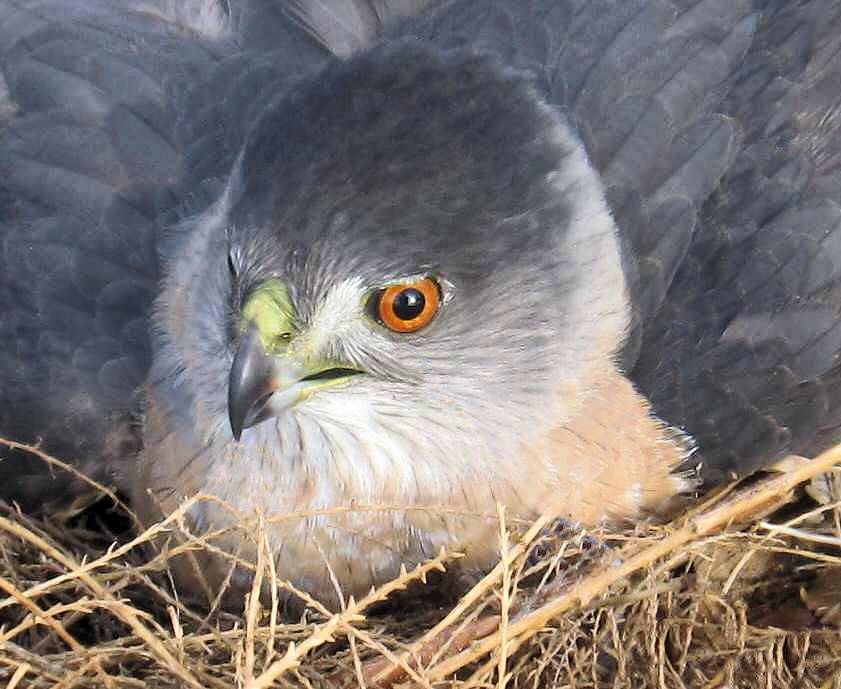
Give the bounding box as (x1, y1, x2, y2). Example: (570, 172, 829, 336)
(374, 277, 441, 333)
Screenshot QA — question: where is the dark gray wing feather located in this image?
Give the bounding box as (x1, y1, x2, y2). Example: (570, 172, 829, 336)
(631, 0, 841, 481)
(549, 0, 841, 480)
(277, 0, 432, 56)
(0, 2, 216, 507)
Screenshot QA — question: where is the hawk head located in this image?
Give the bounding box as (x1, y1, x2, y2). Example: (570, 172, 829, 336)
(142, 39, 648, 602)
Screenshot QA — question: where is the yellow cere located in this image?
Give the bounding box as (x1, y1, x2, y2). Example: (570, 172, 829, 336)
(240, 279, 296, 353)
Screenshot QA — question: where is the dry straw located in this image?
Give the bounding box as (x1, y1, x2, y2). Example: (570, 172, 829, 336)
(2, 437, 841, 688)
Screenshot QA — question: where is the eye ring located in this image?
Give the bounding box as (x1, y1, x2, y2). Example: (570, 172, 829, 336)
(374, 277, 441, 333)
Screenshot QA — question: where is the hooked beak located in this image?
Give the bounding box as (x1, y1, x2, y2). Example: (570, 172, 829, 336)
(227, 324, 362, 440)
(228, 325, 275, 441)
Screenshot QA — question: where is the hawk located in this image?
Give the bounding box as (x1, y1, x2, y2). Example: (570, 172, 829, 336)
(2, 0, 841, 603)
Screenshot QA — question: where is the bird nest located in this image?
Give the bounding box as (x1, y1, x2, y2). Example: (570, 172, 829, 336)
(2, 440, 841, 688)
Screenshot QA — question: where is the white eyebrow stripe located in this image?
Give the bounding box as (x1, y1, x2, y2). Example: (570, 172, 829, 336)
(306, 276, 368, 351)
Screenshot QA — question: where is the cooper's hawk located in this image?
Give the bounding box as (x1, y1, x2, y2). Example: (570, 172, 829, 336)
(2, 0, 841, 603)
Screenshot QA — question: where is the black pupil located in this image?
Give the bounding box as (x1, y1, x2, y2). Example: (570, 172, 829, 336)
(392, 288, 426, 321)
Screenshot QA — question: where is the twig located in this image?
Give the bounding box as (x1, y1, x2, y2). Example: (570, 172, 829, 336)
(361, 615, 502, 687)
(0, 512, 207, 689)
(5, 662, 31, 689)
(363, 513, 552, 687)
(757, 521, 841, 547)
(0, 575, 118, 689)
(244, 548, 456, 688)
(0, 438, 140, 528)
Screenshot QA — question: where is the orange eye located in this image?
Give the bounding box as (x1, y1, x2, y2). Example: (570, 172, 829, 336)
(374, 278, 441, 333)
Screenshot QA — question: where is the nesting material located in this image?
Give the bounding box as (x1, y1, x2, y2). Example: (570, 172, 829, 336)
(2, 439, 841, 688)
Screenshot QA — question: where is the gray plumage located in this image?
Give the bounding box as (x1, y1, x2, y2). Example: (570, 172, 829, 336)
(2, 0, 841, 600)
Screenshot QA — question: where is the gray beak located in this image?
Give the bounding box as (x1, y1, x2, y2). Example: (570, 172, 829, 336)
(228, 324, 276, 441)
